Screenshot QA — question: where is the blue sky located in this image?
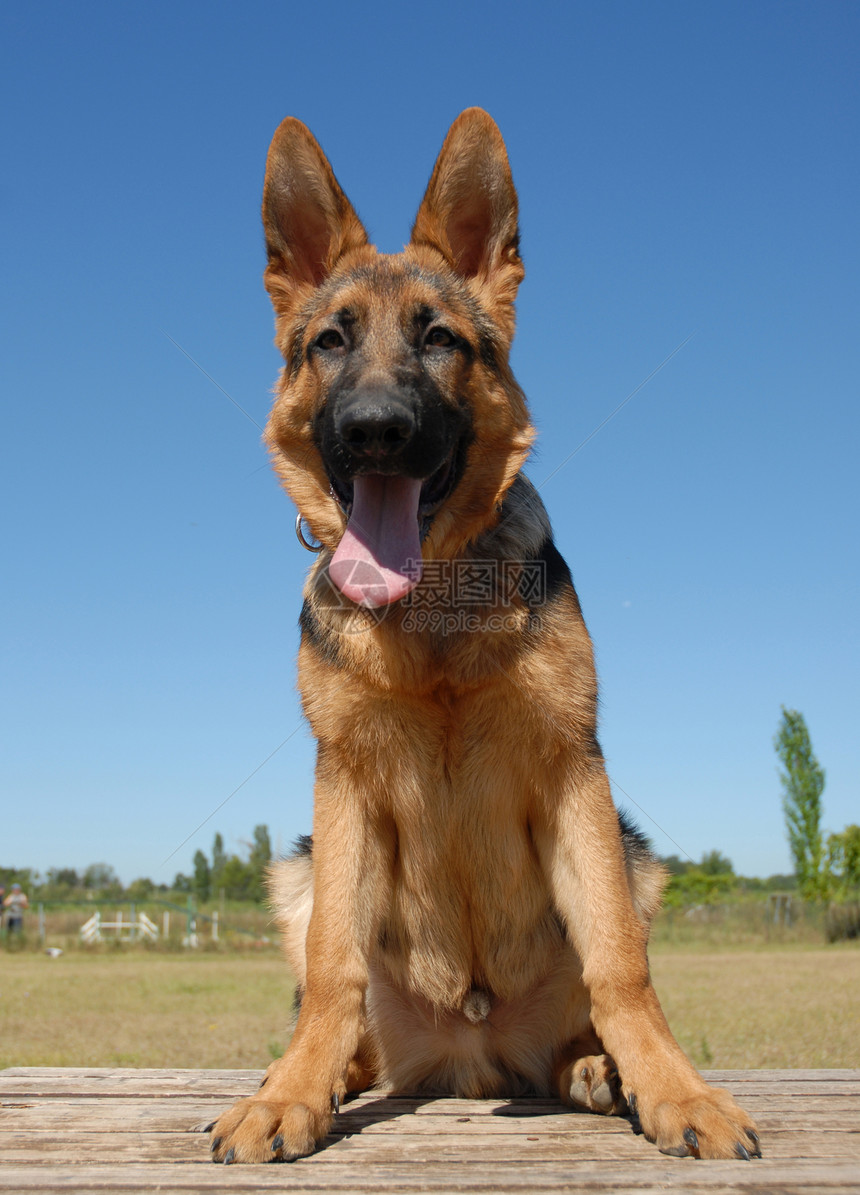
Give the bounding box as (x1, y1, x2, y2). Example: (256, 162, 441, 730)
(2, 1, 857, 885)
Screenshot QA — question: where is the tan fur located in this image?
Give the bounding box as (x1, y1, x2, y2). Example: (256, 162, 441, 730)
(208, 109, 760, 1165)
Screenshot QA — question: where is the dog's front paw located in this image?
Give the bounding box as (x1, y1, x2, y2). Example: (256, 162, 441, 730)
(628, 1082, 761, 1160)
(560, 1053, 626, 1114)
(209, 1096, 331, 1164)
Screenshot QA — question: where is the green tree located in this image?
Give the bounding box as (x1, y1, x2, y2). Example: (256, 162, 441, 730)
(660, 854, 690, 877)
(51, 868, 82, 889)
(247, 824, 272, 902)
(663, 867, 737, 907)
(219, 855, 255, 901)
(775, 707, 827, 900)
(211, 833, 227, 892)
(699, 850, 734, 876)
(126, 876, 156, 901)
(826, 824, 860, 898)
(192, 850, 211, 903)
(39, 868, 81, 899)
(82, 863, 123, 899)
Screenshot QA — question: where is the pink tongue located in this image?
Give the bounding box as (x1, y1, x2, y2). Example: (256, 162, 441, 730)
(329, 475, 423, 608)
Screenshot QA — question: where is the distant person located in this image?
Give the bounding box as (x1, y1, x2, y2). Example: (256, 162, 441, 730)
(4, 883, 28, 933)
(0, 885, 5, 929)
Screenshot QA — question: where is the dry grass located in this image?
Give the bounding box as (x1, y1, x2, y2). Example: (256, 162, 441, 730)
(0, 953, 295, 1069)
(651, 946, 860, 1069)
(1, 946, 857, 1072)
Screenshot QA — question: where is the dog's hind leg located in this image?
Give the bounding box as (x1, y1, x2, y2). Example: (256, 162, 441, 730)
(344, 1049, 377, 1094)
(553, 816, 664, 1116)
(554, 1029, 626, 1115)
(267, 840, 315, 992)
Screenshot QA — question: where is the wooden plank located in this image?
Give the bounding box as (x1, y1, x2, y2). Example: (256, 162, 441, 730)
(2, 1076, 858, 1106)
(0, 1159, 858, 1194)
(0, 1126, 857, 1163)
(0, 1130, 649, 1163)
(3, 1092, 857, 1123)
(3, 1070, 855, 1089)
(0, 1069, 258, 1099)
(701, 1070, 859, 1084)
(0, 1099, 858, 1134)
(3, 1066, 858, 1093)
(0, 1068, 857, 1193)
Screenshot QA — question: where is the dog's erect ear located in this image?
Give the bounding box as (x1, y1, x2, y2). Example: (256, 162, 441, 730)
(262, 118, 369, 311)
(411, 109, 523, 318)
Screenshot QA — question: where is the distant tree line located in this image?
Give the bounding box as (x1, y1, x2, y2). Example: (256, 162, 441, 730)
(0, 825, 274, 906)
(4, 711, 856, 911)
(658, 849, 798, 907)
(175, 826, 272, 904)
(659, 707, 859, 907)
(0, 862, 129, 903)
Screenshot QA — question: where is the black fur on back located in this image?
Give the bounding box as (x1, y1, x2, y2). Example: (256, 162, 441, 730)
(618, 809, 657, 869)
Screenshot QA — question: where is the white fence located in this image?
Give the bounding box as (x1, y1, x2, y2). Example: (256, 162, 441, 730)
(78, 907, 219, 946)
(80, 909, 159, 943)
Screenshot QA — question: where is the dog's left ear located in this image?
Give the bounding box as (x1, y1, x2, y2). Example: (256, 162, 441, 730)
(411, 109, 523, 334)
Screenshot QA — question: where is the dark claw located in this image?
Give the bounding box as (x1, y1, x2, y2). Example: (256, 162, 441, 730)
(627, 1092, 637, 1114)
(746, 1128, 762, 1156)
(735, 1141, 751, 1161)
(579, 1066, 590, 1080)
(202, 1121, 216, 1134)
(683, 1127, 699, 1153)
(259, 1075, 268, 1089)
(661, 1142, 691, 1157)
(224, 1147, 235, 1165)
(272, 1134, 284, 1152)
(210, 1136, 222, 1153)
(332, 1091, 340, 1114)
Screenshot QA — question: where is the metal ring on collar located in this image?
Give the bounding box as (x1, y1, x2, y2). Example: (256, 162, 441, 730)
(295, 514, 324, 553)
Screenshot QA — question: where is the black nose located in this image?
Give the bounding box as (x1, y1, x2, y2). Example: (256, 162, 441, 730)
(336, 394, 416, 461)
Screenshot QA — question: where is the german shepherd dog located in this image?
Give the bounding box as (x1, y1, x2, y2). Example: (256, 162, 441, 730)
(209, 109, 760, 1163)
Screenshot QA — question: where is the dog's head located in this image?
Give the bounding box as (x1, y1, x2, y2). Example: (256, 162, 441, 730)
(263, 109, 534, 608)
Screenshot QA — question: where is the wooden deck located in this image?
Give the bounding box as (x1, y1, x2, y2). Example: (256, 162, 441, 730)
(1, 1067, 858, 1193)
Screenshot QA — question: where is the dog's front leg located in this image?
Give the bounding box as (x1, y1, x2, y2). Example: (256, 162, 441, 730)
(210, 786, 387, 1164)
(544, 761, 760, 1160)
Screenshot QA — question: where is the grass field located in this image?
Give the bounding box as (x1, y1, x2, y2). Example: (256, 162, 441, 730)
(1, 945, 857, 1072)
(0, 953, 293, 1070)
(649, 947, 859, 1069)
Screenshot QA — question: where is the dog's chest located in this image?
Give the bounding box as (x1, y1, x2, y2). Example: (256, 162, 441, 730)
(306, 659, 570, 1005)
(375, 712, 563, 1006)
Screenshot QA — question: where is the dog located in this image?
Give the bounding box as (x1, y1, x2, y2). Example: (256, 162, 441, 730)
(208, 109, 760, 1163)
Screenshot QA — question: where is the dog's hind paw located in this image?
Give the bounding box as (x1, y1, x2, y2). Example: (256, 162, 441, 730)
(560, 1053, 626, 1115)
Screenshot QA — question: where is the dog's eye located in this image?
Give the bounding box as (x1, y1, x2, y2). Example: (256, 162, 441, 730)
(315, 329, 346, 352)
(424, 327, 456, 350)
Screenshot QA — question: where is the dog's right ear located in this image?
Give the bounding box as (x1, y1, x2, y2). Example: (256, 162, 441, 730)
(262, 119, 369, 314)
